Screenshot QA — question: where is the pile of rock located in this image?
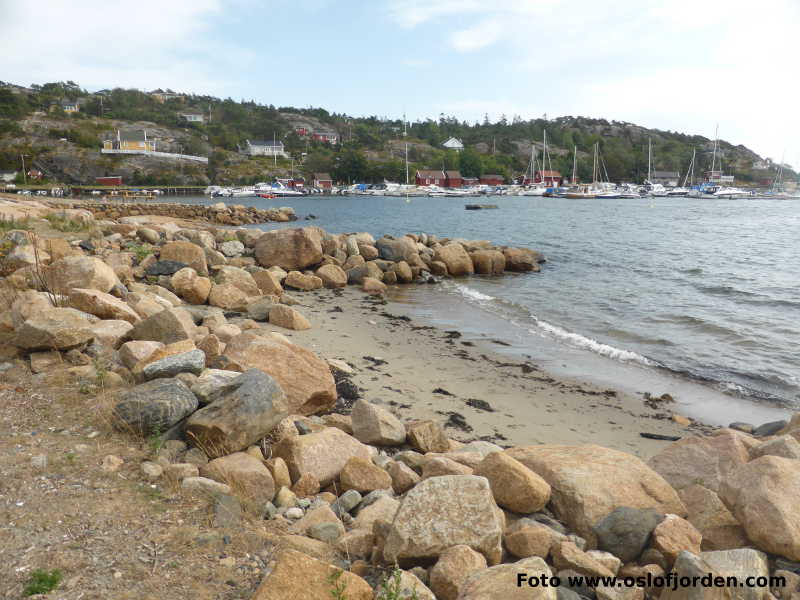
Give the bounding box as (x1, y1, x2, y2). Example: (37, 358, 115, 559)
(48, 200, 297, 225)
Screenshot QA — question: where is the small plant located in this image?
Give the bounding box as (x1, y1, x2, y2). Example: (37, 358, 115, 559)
(92, 357, 108, 386)
(23, 568, 62, 596)
(128, 243, 153, 263)
(147, 428, 164, 454)
(376, 567, 419, 600)
(64, 451, 77, 464)
(0, 216, 31, 232)
(43, 213, 87, 232)
(327, 569, 348, 600)
(223, 232, 239, 242)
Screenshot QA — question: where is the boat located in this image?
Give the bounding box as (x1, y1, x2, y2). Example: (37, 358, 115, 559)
(465, 204, 498, 210)
(518, 130, 553, 196)
(713, 187, 753, 199)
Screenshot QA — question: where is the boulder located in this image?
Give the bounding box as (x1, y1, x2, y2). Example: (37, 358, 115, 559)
(215, 266, 260, 296)
(189, 368, 241, 405)
(504, 522, 561, 559)
(200, 452, 275, 505)
(433, 243, 474, 276)
(268, 304, 311, 330)
(89, 319, 133, 348)
(718, 456, 800, 560)
(421, 456, 473, 479)
(185, 369, 288, 458)
(458, 556, 556, 600)
(351, 399, 407, 446)
(250, 549, 372, 600)
(376, 236, 416, 262)
(160, 241, 207, 276)
(273, 426, 372, 486)
(507, 444, 686, 547)
(383, 475, 504, 565)
(470, 250, 506, 275)
(207, 283, 251, 311)
(145, 260, 186, 277)
(352, 494, 399, 531)
(391, 261, 414, 284)
(678, 485, 748, 551)
(430, 545, 488, 600)
(593, 506, 665, 563)
(46, 256, 118, 293)
(142, 348, 205, 381)
(316, 263, 347, 288)
(219, 240, 244, 257)
(223, 332, 336, 415)
(750, 435, 800, 460)
(660, 551, 733, 600)
(284, 270, 323, 291)
(335, 529, 374, 560)
(361, 277, 386, 296)
(118, 340, 164, 370)
(502, 248, 542, 272)
(651, 514, 703, 564)
(170, 268, 212, 305)
(245, 296, 276, 321)
(252, 269, 283, 296)
(648, 431, 752, 492)
(407, 420, 451, 453)
(113, 378, 199, 435)
(347, 261, 383, 284)
(254, 227, 323, 271)
(339, 456, 393, 493)
(387, 460, 421, 494)
(14, 307, 96, 350)
(701, 549, 770, 600)
(552, 540, 615, 577)
(474, 452, 551, 514)
(68, 288, 140, 323)
(129, 307, 196, 344)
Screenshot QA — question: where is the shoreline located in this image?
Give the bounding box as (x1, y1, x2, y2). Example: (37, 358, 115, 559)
(267, 286, 706, 458)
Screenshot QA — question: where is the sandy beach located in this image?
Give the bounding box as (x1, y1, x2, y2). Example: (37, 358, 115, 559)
(257, 286, 702, 458)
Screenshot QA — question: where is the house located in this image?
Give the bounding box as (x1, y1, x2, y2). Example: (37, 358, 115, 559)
(415, 169, 445, 186)
(313, 173, 333, 189)
(0, 171, 17, 183)
(243, 139, 288, 158)
(442, 137, 464, 151)
(103, 130, 158, 152)
(752, 159, 772, 170)
(150, 89, 185, 103)
(704, 170, 734, 184)
(311, 131, 339, 144)
(535, 170, 563, 186)
(462, 177, 479, 187)
(60, 99, 80, 113)
(480, 174, 504, 186)
(179, 111, 205, 123)
(651, 171, 680, 186)
(444, 170, 463, 188)
(294, 126, 310, 136)
(95, 176, 123, 186)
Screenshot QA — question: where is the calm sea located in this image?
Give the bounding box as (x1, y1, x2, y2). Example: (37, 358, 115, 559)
(173, 194, 799, 424)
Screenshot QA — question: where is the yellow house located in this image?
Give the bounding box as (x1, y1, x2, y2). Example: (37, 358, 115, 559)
(60, 100, 80, 113)
(103, 130, 157, 152)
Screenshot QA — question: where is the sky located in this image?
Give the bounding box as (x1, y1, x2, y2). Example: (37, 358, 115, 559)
(1, 0, 798, 165)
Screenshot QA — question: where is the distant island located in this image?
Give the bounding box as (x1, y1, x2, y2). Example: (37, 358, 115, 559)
(0, 80, 795, 189)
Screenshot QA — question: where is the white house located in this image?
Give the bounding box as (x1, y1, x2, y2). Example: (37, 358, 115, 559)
(243, 139, 288, 158)
(442, 137, 464, 151)
(179, 111, 205, 123)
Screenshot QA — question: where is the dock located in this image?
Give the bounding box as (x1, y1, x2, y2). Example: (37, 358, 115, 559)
(465, 204, 499, 210)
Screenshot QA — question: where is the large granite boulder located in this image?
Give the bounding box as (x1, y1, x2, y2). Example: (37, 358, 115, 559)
(474, 451, 551, 514)
(507, 444, 685, 547)
(170, 267, 212, 305)
(68, 288, 141, 323)
(214, 265, 259, 296)
(315, 263, 347, 288)
(678, 484, 748, 551)
(718, 456, 800, 560)
(142, 349, 205, 381)
(470, 249, 506, 275)
(14, 307, 96, 350)
(254, 227, 323, 271)
(222, 332, 336, 415)
(185, 369, 288, 458)
(648, 431, 752, 492)
(200, 452, 275, 505)
(273, 426, 371, 486)
(113, 378, 198, 435)
(383, 475, 504, 565)
(376, 236, 416, 262)
(434, 243, 474, 276)
(46, 255, 119, 293)
(429, 545, 488, 600)
(458, 556, 557, 600)
(502, 247, 543, 272)
(593, 506, 664, 563)
(129, 307, 196, 344)
(159, 241, 207, 276)
(351, 399, 406, 446)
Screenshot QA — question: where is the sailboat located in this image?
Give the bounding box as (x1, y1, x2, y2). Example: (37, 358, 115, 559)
(518, 130, 550, 196)
(642, 138, 668, 197)
(668, 149, 695, 196)
(564, 144, 597, 199)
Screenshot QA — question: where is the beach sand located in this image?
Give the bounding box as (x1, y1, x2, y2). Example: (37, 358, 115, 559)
(256, 286, 706, 459)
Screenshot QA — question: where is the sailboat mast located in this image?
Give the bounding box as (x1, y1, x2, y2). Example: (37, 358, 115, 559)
(572, 145, 577, 184)
(711, 124, 718, 174)
(647, 138, 652, 183)
(403, 113, 409, 186)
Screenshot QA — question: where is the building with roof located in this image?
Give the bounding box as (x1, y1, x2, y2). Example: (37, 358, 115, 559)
(313, 173, 333, 189)
(311, 131, 339, 144)
(652, 170, 680, 186)
(479, 174, 505, 186)
(442, 137, 464, 151)
(243, 139, 288, 157)
(60, 99, 80, 113)
(415, 169, 445, 186)
(103, 130, 157, 152)
(444, 170, 463, 188)
(178, 111, 205, 123)
(150, 89, 185, 103)
(535, 170, 563, 186)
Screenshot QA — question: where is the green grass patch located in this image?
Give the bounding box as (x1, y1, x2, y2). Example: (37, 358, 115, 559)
(44, 213, 87, 232)
(23, 569, 62, 596)
(0, 216, 31, 232)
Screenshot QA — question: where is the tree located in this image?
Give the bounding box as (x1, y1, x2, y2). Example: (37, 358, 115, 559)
(459, 147, 482, 177)
(332, 146, 367, 183)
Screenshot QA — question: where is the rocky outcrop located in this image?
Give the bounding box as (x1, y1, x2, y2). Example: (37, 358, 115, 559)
(254, 227, 323, 271)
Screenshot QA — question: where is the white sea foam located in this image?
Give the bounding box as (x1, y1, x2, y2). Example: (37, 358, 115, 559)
(452, 284, 495, 302)
(532, 320, 655, 366)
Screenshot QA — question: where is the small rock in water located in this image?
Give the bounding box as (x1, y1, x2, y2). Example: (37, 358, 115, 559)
(729, 422, 754, 434)
(753, 420, 788, 437)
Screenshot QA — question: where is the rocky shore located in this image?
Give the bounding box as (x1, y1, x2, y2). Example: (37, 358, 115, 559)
(2, 205, 800, 600)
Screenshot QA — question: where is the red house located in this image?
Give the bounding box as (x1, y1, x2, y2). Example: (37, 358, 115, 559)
(96, 175, 123, 186)
(294, 126, 309, 136)
(415, 169, 445, 186)
(462, 177, 479, 187)
(479, 174, 504, 185)
(311, 131, 339, 144)
(535, 170, 562, 186)
(313, 173, 333, 189)
(444, 170, 463, 188)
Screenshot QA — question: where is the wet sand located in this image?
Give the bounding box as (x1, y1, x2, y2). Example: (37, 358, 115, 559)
(258, 287, 707, 459)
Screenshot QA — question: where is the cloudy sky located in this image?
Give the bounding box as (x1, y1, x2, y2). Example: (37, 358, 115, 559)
(1, 0, 798, 164)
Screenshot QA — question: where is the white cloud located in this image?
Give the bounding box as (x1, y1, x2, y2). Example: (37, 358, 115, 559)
(387, 0, 800, 160)
(0, 0, 239, 94)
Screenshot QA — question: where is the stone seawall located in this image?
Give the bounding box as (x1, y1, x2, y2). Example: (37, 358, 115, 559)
(46, 201, 296, 225)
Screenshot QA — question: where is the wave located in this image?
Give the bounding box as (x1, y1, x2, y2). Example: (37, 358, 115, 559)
(450, 283, 496, 303)
(531, 320, 656, 366)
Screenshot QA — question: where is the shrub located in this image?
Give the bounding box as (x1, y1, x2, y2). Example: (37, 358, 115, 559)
(23, 569, 62, 596)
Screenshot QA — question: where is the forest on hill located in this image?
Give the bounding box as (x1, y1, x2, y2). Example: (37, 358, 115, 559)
(0, 80, 791, 186)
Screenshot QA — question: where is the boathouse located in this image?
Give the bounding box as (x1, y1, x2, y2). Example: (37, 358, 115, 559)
(652, 170, 680, 186)
(480, 174, 505, 185)
(445, 170, 463, 188)
(535, 170, 562, 186)
(415, 170, 445, 186)
(313, 173, 333, 190)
